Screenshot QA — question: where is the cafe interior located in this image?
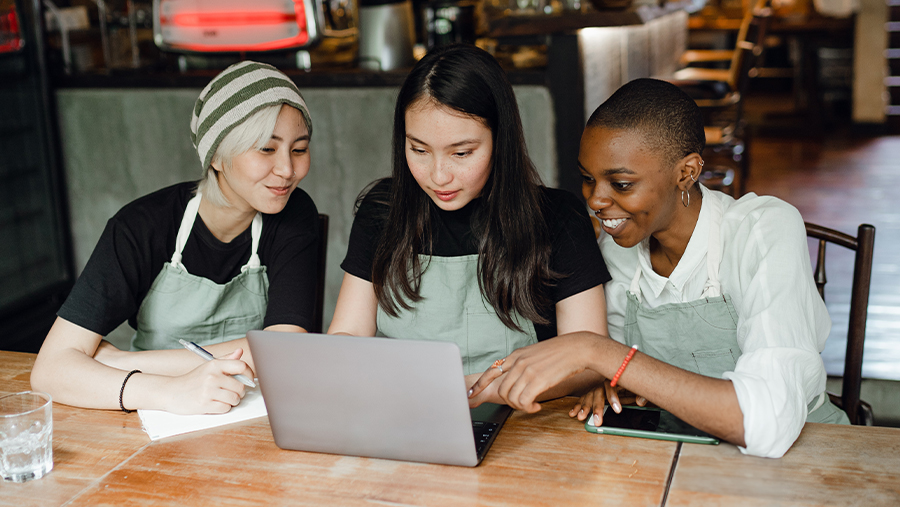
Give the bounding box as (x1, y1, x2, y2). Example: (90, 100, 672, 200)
(0, 0, 898, 502)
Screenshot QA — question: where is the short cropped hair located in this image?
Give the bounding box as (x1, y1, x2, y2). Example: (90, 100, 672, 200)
(586, 78, 705, 167)
(198, 104, 284, 207)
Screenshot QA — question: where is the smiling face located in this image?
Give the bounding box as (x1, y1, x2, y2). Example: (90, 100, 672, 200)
(404, 100, 494, 211)
(578, 126, 682, 248)
(213, 104, 310, 215)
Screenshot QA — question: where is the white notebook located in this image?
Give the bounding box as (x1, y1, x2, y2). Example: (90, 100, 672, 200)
(138, 386, 267, 440)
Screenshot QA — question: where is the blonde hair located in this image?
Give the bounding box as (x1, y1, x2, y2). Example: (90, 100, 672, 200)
(197, 104, 289, 207)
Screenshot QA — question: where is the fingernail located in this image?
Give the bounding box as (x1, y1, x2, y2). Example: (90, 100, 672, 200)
(579, 408, 584, 415)
(467, 389, 473, 397)
(613, 401, 621, 412)
(593, 414, 600, 425)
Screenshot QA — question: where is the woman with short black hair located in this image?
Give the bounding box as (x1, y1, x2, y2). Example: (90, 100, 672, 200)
(471, 78, 848, 458)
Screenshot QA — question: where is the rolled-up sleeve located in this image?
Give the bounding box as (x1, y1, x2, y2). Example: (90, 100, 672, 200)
(722, 200, 830, 458)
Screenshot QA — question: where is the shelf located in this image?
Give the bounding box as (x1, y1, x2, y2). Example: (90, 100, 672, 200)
(486, 1, 692, 38)
(688, 13, 853, 33)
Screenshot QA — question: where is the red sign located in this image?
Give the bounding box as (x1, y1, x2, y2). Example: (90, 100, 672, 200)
(0, 3, 24, 54)
(155, 0, 316, 53)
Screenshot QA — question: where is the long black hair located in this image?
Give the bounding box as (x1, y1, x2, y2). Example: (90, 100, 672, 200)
(369, 44, 555, 331)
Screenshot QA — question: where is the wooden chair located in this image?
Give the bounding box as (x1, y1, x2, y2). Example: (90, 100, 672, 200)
(670, 0, 772, 197)
(675, 0, 772, 92)
(311, 213, 329, 334)
(805, 222, 876, 426)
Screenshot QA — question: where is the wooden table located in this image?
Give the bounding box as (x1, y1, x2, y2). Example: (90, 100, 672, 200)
(0, 351, 678, 506)
(667, 424, 900, 506)
(2, 351, 899, 506)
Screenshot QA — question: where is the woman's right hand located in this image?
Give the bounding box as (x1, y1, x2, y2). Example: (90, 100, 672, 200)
(160, 349, 253, 415)
(570, 379, 647, 426)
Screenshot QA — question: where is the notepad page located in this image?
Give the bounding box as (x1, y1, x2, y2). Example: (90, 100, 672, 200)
(138, 386, 268, 440)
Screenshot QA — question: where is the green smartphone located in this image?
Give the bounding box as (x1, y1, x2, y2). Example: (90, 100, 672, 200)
(584, 405, 720, 445)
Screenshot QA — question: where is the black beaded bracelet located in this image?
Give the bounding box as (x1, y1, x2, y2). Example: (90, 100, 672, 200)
(119, 369, 142, 413)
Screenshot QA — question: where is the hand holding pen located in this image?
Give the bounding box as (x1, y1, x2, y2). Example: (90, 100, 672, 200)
(179, 339, 257, 388)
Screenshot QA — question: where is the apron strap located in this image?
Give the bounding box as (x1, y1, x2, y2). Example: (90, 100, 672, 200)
(628, 265, 643, 304)
(171, 193, 203, 272)
(701, 191, 725, 299)
(170, 191, 264, 273)
(241, 212, 263, 272)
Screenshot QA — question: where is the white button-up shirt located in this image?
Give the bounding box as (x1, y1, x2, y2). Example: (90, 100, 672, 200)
(599, 185, 831, 458)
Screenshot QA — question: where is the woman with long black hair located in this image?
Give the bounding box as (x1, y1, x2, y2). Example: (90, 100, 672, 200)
(328, 44, 611, 405)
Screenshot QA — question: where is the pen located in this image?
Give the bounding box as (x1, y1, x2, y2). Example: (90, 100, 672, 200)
(178, 339, 256, 388)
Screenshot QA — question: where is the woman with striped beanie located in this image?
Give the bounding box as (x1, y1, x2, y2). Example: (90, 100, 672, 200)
(32, 61, 320, 415)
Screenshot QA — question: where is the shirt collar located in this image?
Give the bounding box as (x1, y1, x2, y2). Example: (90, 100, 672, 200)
(636, 185, 712, 298)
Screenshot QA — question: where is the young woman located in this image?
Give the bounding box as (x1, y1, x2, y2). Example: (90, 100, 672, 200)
(327, 44, 610, 405)
(470, 78, 848, 458)
(31, 61, 320, 415)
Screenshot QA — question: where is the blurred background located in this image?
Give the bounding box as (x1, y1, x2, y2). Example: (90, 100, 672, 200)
(1, 0, 896, 425)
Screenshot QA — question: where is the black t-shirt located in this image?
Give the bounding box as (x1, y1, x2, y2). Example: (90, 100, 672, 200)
(59, 182, 320, 335)
(341, 179, 610, 340)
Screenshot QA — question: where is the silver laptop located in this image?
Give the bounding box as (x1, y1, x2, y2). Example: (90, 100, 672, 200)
(247, 330, 512, 467)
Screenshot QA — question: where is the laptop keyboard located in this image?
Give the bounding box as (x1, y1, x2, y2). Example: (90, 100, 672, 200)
(472, 420, 500, 456)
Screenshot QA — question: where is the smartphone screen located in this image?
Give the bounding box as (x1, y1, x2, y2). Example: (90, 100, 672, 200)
(587, 406, 720, 444)
(603, 406, 715, 437)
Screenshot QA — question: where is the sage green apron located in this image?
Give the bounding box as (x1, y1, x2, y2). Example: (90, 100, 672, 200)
(131, 193, 269, 351)
(623, 196, 847, 424)
(376, 254, 538, 375)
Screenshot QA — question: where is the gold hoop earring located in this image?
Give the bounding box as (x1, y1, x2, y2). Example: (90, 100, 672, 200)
(682, 190, 690, 208)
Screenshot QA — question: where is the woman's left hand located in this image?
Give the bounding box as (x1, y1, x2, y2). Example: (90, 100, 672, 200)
(569, 380, 648, 425)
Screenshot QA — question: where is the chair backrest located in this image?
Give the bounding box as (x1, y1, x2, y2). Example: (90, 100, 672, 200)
(726, 7, 772, 130)
(805, 222, 875, 425)
(311, 213, 329, 334)
(726, 0, 772, 93)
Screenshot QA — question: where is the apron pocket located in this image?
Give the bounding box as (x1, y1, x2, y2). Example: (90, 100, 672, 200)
(465, 310, 537, 376)
(691, 347, 737, 378)
(466, 311, 511, 375)
(690, 297, 739, 330)
(222, 315, 265, 342)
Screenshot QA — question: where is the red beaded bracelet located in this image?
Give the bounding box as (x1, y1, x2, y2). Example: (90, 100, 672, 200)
(610, 345, 638, 387)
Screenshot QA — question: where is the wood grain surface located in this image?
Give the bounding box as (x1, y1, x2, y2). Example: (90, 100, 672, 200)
(1, 352, 150, 507)
(6, 349, 897, 507)
(667, 422, 900, 506)
(1, 351, 677, 507)
(65, 402, 678, 506)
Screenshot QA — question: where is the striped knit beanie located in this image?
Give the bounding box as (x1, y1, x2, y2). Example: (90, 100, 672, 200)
(191, 61, 312, 170)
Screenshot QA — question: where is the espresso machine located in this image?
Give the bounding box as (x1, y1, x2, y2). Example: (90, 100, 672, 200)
(357, 0, 416, 71)
(153, 0, 357, 68)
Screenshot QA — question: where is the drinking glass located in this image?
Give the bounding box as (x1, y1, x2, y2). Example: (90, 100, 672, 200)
(0, 391, 53, 482)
